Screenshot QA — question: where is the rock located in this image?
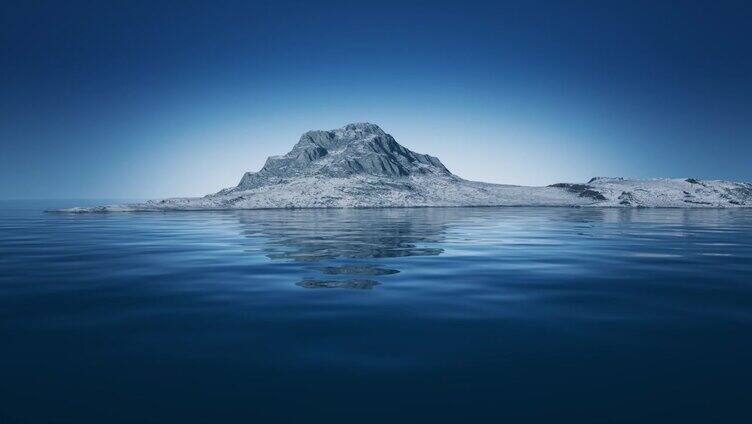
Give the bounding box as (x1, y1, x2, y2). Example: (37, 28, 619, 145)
(548, 183, 606, 201)
(618, 191, 637, 206)
(234, 122, 450, 191)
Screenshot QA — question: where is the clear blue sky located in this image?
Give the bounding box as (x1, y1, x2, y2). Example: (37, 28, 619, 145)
(1, 0, 750, 199)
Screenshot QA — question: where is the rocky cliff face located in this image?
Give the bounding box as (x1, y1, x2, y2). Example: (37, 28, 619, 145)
(234, 123, 450, 190)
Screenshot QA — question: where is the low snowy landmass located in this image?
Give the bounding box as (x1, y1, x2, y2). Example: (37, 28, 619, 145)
(59, 123, 752, 212)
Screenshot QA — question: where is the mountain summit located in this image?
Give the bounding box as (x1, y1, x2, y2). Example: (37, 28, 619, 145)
(58, 123, 752, 212)
(235, 123, 450, 190)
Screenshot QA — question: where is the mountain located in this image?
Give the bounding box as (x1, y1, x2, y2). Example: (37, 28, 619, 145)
(59, 123, 752, 212)
(231, 122, 450, 191)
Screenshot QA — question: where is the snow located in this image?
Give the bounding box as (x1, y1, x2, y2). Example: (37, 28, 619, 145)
(54, 123, 752, 212)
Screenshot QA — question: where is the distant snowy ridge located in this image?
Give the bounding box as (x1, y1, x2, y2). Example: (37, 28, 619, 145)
(57, 123, 752, 212)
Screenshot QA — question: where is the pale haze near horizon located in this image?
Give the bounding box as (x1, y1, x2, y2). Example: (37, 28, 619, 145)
(2, 1, 750, 200)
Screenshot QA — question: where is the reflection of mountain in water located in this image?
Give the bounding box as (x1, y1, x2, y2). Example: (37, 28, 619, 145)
(235, 208, 463, 288)
(232, 206, 749, 289)
(235, 208, 458, 261)
(296, 279, 381, 289)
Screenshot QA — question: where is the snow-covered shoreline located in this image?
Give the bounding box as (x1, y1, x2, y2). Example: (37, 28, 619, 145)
(54, 175, 752, 212)
(54, 123, 752, 212)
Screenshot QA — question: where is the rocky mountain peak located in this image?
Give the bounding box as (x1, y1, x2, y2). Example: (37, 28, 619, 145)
(294, 122, 386, 150)
(235, 123, 452, 190)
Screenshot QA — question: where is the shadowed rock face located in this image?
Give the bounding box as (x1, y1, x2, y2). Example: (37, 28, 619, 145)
(235, 123, 451, 190)
(548, 183, 608, 201)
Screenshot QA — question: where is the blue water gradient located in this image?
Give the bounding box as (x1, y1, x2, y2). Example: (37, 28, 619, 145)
(3, 2, 752, 198)
(2, 201, 752, 422)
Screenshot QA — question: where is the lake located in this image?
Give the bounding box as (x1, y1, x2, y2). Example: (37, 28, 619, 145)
(2, 201, 751, 423)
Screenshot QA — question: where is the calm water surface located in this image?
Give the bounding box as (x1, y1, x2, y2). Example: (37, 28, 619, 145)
(2, 201, 752, 423)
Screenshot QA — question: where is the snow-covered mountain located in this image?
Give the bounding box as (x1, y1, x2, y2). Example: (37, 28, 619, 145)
(231, 122, 450, 190)
(60, 123, 752, 212)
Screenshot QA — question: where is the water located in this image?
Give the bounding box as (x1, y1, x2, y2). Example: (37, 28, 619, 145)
(2, 201, 752, 423)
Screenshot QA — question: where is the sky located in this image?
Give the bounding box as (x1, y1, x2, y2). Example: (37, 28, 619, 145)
(1, 0, 751, 199)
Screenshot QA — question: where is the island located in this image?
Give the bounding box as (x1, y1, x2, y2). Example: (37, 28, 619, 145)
(59, 123, 752, 212)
